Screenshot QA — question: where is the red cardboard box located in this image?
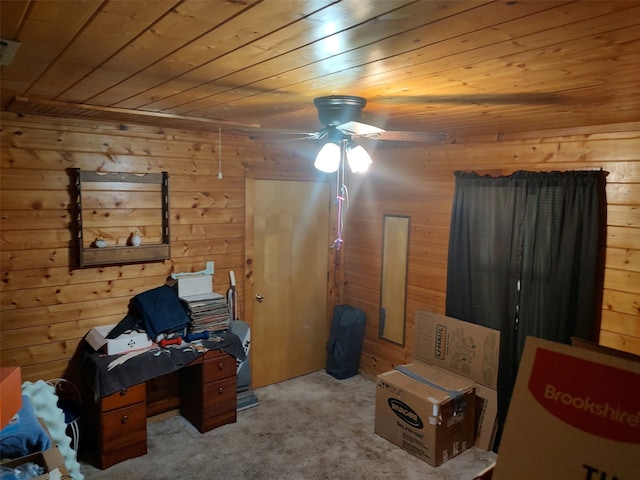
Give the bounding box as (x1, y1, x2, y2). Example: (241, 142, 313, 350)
(493, 337, 640, 479)
(0, 367, 22, 429)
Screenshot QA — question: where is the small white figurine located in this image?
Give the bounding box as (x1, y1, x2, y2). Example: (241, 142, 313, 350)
(129, 231, 142, 246)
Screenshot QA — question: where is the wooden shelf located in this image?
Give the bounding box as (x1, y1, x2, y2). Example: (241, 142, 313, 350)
(81, 244, 170, 267)
(74, 169, 170, 268)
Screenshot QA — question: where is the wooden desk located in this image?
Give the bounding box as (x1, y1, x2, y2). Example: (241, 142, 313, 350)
(83, 349, 237, 469)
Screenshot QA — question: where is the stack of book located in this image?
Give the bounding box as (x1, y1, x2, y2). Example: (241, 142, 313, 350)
(180, 291, 230, 334)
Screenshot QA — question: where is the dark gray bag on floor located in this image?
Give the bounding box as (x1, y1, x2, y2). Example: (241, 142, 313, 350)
(326, 304, 366, 379)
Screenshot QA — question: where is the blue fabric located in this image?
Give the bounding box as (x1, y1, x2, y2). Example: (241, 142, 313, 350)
(130, 285, 190, 339)
(57, 398, 81, 424)
(0, 396, 51, 459)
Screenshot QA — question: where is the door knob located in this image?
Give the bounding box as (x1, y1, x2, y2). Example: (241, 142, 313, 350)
(255, 294, 264, 303)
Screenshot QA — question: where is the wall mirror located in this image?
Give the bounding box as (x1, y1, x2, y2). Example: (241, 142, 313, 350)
(379, 214, 410, 345)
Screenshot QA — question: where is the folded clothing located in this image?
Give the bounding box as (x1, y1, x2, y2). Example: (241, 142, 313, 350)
(108, 285, 190, 340)
(0, 395, 50, 459)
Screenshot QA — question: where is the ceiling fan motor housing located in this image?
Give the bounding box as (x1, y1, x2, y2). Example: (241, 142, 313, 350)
(314, 95, 367, 127)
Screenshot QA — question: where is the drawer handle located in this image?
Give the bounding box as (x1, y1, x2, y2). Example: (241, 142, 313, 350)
(218, 362, 224, 370)
(120, 388, 128, 396)
(218, 387, 224, 394)
(121, 415, 129, 424)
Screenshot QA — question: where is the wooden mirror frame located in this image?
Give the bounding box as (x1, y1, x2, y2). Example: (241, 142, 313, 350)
(379, 214, 410, 345)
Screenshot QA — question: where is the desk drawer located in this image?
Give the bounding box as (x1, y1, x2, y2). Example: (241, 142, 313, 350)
(202, 409, 237, 432)
(101, 383, 146, 412)
(101, 403, 147, 452)
(203, 352, 236, 383)
(100, 440, 147, 470)
(203, 377, 237, 417)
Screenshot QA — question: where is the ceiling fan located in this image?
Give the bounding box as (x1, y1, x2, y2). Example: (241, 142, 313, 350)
(305, 95, 449, 145)
(303, 96, 450, 249)
(297, 95, 449, 173)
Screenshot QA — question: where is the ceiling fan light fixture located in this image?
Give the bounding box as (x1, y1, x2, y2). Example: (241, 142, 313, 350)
(313, 95, 366, 126)
(346, 144, 372, 173)
(314, 142, 341, 173)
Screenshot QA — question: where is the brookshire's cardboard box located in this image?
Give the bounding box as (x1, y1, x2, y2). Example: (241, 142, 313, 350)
(375, 362, 476, 467)
(493, 337, 640, 480)
(86, 324, 152, 355)
(0, 367, 22, 429)
(414, 310, 500, 451)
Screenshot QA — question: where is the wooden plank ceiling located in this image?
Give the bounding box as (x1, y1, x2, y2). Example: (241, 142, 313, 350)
(1, 0, 639, 139)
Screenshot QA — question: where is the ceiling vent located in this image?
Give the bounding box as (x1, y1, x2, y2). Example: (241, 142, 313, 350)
(0, 39, 21, 66)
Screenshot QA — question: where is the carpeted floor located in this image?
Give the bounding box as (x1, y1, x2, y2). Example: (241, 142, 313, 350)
(79, 370, 496, 479)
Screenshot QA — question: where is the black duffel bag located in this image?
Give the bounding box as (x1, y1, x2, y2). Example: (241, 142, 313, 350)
(326, 304, 366, 380)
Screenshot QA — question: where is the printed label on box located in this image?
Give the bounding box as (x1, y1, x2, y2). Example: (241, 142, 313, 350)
(528, 347, 640, 444)
(415, 310, 499, 389)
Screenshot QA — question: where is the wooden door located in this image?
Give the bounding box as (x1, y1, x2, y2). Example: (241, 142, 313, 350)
(246, 179, 331, 388)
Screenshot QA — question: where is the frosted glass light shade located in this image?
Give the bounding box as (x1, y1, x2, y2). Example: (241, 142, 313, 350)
(346, 144, 372, 173)
(314, 142, 341, 173)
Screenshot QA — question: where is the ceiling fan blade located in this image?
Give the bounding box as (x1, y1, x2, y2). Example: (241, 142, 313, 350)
(236, 127, 324, 140)
(282, 131, 325, 140)
(336, 121, 385, 136)
(378, 93, 563, 105)
(286, 131, 328, 142)
(359, 131, 449, 144)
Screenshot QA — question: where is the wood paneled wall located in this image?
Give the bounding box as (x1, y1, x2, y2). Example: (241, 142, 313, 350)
(1, 112, 638, 387)
(0, 111, 308, 383)
(342, 123, 640, 378)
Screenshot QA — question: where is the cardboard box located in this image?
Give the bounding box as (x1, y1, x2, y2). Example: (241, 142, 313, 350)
(493, 337, 640, 480)
(1, 446, 66, 480)
(0, 367, 22, 429)
(177, 274, 212, 299)
(85, 325, 152, 355)
(414, 310, 500, 450)
(375, 362, 476, 467)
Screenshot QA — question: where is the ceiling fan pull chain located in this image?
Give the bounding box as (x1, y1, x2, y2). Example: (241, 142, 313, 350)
(331, 193, 345, 250)
(217, 127, 223, 180)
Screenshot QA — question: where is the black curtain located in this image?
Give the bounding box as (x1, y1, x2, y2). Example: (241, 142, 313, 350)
(445, 170, 606, 450)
